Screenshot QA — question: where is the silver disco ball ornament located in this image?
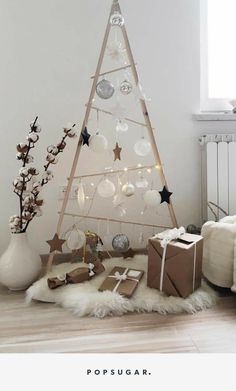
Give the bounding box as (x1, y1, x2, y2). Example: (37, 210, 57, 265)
(112, 234, 130, 253)
(120, 80, 133, 95)
(110, 12, 124, 27)
(96, 79, 115, 99)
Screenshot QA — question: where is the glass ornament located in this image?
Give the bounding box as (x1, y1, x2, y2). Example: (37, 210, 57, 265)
(122, 182, 135, 197)
(96, 79, 115, 99)
(65, 227, 86, 250)
(89, 133, 108, 153)
(97, 178, 116, 198)
(110, 12, 124, 27)
(120, 80, 133, 95)
(113, 193, 124, 207)
(77, 182, 85, 210)
(116, 120, 128, 132)
(134, 137, 151, 157)
(143, 189, 161, 207)
(135, 177, 149, 188)
(112, 234, 130, 252)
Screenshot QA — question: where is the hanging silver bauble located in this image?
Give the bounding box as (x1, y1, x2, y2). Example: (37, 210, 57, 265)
(96, 79, 115, 99)
(112, 234, 130, 252)
(110, 12, 125, 27)
(120, 80, 133, 95)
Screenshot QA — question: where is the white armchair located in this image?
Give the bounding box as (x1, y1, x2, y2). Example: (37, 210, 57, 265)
(201, 216, 236, 292)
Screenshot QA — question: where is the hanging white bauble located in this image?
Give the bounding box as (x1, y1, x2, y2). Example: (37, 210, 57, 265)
(134, 138, 151, 157)
(66, 229, 86, 250)
(97, 178, 116, 198)
(77, 182, 85, 210)
(135, 177, 149, 188)
(143, 189, 161, 207)
(122, 182, 135, 197)
(89, 133, 108, 153)
(116, 120, 128, 132)
(96, 79, 114, 99)
(110, 12, 124, 26)
(120, 80, 133, 95)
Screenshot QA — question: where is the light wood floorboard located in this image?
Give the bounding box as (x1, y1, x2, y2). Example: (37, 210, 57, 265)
(0, 284, 235, 353)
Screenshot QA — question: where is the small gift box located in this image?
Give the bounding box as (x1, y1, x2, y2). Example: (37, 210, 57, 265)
(47, 259, 105, 289)
(147, 229, 203, 298)
(98, 266, 144, 298)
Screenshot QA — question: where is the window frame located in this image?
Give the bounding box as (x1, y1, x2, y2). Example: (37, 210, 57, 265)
(200, 0, 232, 112)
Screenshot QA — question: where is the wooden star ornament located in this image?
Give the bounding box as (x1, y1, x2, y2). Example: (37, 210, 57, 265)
(113, 142, 122, 161)
(46, 233, 66, 253)
(159, 185, 173, 204)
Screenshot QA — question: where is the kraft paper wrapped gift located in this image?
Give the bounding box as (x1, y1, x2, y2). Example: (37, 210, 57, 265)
(98, 266, 144, 298)
(147, 233, 203, 298)
(47, 259, 105, 289)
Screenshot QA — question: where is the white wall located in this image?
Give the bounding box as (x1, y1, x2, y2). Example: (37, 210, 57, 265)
(0, 0, 235, 254)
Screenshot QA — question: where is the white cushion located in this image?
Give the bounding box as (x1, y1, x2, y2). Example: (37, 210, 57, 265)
(201, 218, 236, 288)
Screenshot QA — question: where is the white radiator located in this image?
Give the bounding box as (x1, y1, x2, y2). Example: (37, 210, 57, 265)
(199, 134, 236, 221)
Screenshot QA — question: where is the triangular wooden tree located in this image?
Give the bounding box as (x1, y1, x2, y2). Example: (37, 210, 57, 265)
(46, 0, 178, 271)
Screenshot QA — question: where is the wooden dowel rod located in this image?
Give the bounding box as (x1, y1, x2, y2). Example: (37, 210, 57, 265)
(86, 105, 154, 129)
(59, 212, 172, 229)
(69, 164, 160, 180)
(91, 64, 135, 79)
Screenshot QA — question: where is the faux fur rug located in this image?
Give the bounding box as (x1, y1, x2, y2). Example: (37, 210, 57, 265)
(26, 255, 218, 318)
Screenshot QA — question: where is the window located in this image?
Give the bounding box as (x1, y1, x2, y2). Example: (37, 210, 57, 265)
(201, 0, 236, 111)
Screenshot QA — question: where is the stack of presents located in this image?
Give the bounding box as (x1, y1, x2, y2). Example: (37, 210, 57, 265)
(48, 227, 203, 300)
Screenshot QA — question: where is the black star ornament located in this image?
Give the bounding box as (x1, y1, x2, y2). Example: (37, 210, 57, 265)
(159, 185, 173, 204)
(81, 127, 91, 146)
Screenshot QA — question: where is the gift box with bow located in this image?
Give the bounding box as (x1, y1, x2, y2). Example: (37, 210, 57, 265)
(47, 259, 105, 289)
(147, 228, 203, 298)
(98, 266, 144, 298)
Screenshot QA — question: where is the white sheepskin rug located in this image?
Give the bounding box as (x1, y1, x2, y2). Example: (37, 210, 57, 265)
(26, 255, 218, 318)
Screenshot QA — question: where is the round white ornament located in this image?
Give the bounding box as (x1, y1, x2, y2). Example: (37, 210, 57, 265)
(66, 228, 86, 250)
(89, 133, 108, 153)
(122, 182, 135, 197)
(143, 189, 161, 207)
(120, 80, 133, 95)
(97, 178, 116, 198)
(96, 79, 114, 99)
(135, 177, 149, 188)
(116, 120, 129, 132)
(110, 12, 124, 27)
(134, 137, 151, 157)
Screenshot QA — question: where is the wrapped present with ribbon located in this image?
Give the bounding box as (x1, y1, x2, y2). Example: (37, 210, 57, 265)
(147, 227, 203, 298)
(98, 266, 144, 298)
(47, 259, 105, 289)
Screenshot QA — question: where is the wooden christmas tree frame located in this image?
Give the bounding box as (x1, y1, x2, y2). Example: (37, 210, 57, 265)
(46, 0, 178, 271)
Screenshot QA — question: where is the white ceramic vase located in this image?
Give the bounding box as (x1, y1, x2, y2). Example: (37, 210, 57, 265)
(0, 232, 42, 290)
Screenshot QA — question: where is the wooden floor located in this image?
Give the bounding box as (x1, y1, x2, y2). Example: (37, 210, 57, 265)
(0, 283, 236, 353)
